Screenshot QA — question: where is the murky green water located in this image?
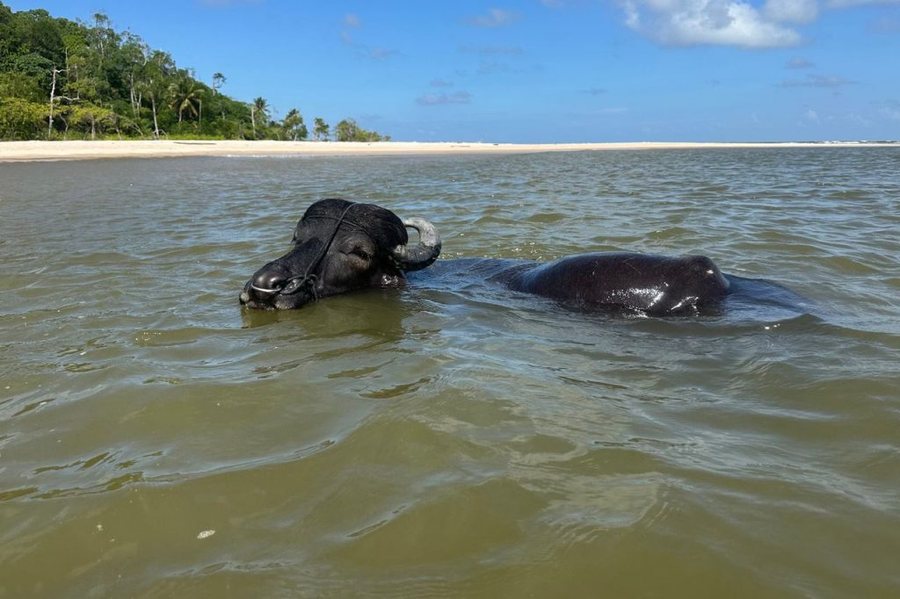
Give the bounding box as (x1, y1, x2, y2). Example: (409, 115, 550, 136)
(1, 149, 898, 597)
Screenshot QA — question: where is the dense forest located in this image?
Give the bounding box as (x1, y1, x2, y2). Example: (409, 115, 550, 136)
(0, 2, 388, 141)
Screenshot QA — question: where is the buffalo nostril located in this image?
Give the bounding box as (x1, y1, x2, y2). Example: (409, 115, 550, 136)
(251, 270, 287, 293)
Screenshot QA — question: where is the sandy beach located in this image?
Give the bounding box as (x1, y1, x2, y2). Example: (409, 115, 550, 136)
(0, 139, 895, 162)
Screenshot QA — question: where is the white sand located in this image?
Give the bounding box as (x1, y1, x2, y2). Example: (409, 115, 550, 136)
(0, 139, 894, 162)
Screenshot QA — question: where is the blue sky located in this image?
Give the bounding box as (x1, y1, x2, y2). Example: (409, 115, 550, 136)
(6, 0, 900, 142)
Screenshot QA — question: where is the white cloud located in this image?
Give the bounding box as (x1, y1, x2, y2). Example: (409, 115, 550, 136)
(786, 57, 815, 69)
(459, 45, 524, 55)
(368, 47, 398, 60)
(763, 0, 818, 23)
(416, 91, 473, 106)
(846, 112, 872, 127)
(338, 13, 398, 60)
(828, 0, 900, 6)
(881, 101, 900, 121)
(468, 8, 520, 27)
(340, 14, 360, 45)
(622, 0, 802, 48)
(870, 16, 900, 33)
(477, 60, 514, 75)
(779, 73, 855, 87)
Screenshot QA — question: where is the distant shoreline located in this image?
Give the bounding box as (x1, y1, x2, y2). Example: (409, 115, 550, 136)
(1, 140, 897, 163)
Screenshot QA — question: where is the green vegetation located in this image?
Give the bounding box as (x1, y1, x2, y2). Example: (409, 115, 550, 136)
(0, 2, 389, 141)
(334, 118, 388, 142)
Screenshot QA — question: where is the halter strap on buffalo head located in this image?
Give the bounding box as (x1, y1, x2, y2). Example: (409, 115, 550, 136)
(251, 200, 441, 301)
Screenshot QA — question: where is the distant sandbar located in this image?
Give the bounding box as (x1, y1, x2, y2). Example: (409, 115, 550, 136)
(0, 139, 896, 163)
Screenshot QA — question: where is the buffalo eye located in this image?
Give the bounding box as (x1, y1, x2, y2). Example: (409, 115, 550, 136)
(349, 246, 372, 261)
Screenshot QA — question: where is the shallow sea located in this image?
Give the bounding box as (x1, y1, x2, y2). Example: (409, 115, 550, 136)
(1, 149, 898, 597)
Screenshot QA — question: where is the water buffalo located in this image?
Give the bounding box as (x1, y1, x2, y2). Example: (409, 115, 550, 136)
(240, 198, 735, 316)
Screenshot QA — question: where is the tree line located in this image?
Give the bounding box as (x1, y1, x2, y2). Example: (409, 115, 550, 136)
(0, 3, 389, 142)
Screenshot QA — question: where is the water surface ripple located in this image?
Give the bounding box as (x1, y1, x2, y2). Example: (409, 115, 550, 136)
(1, 149, 898, 597)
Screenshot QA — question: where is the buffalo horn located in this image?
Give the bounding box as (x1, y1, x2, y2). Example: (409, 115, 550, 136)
(392, 217, 442, 271)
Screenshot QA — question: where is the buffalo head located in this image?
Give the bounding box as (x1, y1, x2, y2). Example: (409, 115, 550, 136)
(239, 198, 441, 310)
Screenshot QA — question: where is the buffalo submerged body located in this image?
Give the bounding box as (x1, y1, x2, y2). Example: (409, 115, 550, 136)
(240, 198, 742, 316)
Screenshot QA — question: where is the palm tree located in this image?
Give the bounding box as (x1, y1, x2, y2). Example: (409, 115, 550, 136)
(169, 72, 201, 123)
(211, 72, 225, 95)
(250, 96, 269, 138)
